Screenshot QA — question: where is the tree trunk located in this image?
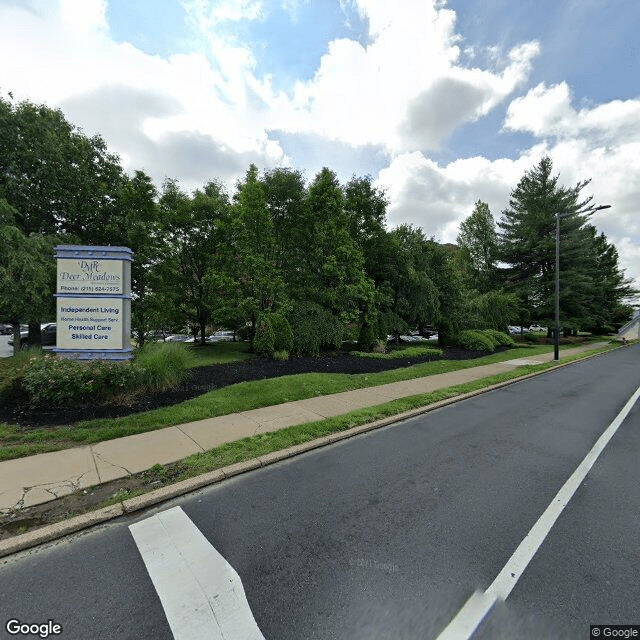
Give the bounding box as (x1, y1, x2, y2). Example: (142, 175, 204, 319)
(28, 321, 42, 347)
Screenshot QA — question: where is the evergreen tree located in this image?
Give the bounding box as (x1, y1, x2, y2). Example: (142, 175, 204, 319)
(498, 157, 598, 332)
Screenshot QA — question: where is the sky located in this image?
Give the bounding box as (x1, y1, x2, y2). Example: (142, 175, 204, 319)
(1, 0, 639, 294)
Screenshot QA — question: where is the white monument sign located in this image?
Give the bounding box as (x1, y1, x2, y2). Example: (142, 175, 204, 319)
(54, 246, 133, 360)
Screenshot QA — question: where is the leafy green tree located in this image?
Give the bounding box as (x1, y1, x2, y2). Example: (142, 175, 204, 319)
(262, 167, 308, 288)
(0, 202, 57, 353)
(298, 168, 375, 323)
(223, 164, 288, 349)
(457, 200, 498, 293)
(0, 95, 125, 240)
(157, 179, 230, 344)
(344, 175, 388, 251)
(111, 171, 163, 346)
(0, 94, 133, 345)
(463, 290, 520, 333)
(581, 226, 636, 333)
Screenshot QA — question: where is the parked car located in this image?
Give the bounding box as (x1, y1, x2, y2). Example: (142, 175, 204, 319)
(529, 325, 546, 332)
(0, 324, 13, 335)
(8, 323, 57, 348)
(164, 334, 190, 342)
(508, 326, 530, 334)
(206, 330, 235, 343)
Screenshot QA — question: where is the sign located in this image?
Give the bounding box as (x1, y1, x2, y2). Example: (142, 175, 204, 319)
(56, 259, 125, 295)
(54, 246, 133, 360)
(56, 298, 129, 349)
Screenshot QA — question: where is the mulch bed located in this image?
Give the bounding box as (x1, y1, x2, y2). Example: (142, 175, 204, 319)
(0, 347, 503, 429)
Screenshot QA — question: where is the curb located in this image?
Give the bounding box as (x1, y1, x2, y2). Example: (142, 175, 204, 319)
(0, 345, 615, 560)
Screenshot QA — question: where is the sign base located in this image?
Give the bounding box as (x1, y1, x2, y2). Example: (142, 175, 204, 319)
(52, 348, 134, 361)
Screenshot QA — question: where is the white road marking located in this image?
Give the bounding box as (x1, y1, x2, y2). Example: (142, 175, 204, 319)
(435, 384, 640, 640)
(129, 506, 265, 640)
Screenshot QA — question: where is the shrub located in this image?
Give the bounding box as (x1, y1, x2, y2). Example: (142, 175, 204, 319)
(272, 350, 289, 361)
(457, 330, 496, 352)
(253, 313, 275, 356)
(357, 322, 377, 351)
(483, 329, 515, 347)
(22, 356, 140, 407)
(269, 313, 294, 353)
(135, 341, 190, 390)
(0, 347, 44, 404)
(350, 346, 443, 359)
(288, 302, 344, 356)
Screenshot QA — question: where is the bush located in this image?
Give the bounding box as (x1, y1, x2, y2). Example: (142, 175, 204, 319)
(350, 346, 443, 359)
(0, 347, 43, 404)
(272, 350, 289, 361)
(483, 329, 515, 347)
(22, 356, 140, 407)
(357, 322, 377, 351)
(269, 313, 294, 353)
(457, 330, 496, 352)
(15, 342, 191, 408)
(288, 302, 344, 356)
(135, 341, 190, 390)
(253, 313, 275, 356)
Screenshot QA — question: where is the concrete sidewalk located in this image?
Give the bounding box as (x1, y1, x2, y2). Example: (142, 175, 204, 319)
(0, 343, 608, 513)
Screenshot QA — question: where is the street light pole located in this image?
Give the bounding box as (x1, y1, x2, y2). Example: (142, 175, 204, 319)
(554, 204, 611, 361)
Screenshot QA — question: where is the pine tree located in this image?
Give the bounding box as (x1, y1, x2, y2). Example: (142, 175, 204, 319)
(498, 157, 598, 332)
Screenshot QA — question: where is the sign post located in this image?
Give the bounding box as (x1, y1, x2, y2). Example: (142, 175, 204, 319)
(53, 245, 134, 360)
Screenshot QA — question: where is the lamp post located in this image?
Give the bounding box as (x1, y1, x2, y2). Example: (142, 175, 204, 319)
(554, 204, 611, 361)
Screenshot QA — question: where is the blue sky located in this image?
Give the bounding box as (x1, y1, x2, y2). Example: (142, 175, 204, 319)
(0, 0, 639, 291)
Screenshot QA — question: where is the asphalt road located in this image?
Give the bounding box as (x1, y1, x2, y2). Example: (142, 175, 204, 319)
(0, 346, 638, 639)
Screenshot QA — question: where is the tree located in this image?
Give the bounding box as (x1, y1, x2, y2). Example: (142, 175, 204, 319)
(457, 200, 498, 293)
(0, 201, 56, 353)
(223, 164, 287, 349)
(498, 156, 599, 333)
(0, 95, 125, 240)
(581, 226, 637, 333)
(262, 167, 308, 287)
(157, 179, 230, 344)
(111, 171, 163, 346)
(297, 168, 375, 322)
(0, 94, 129, 345)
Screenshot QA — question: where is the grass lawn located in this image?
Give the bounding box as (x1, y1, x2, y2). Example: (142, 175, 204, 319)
(181, 340, 254, 367)
(0, 340, 617, 462)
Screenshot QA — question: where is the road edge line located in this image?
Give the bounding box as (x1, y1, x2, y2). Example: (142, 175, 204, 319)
(434, 382, 640, 640)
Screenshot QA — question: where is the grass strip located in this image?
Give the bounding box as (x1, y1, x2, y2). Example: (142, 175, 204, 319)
(0, 341, 616, 462)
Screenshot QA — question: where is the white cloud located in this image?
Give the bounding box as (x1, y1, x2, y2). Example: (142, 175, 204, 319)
(270, 1, 539, 151)
(0, 0, 286, 191)
(377, 148, 545, 241)
(505, 81, 640, 144)
(183, 0, 264, 27)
